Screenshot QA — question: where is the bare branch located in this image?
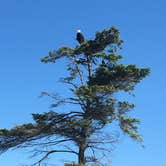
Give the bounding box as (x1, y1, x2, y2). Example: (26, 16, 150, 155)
(31, 149, 78, 166)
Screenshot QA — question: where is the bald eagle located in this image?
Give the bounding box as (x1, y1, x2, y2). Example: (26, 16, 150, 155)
(76, 29, 85, 44)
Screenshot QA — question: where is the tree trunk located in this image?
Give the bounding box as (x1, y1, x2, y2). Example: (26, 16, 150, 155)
(78, 145, 86, 165)
(77, 54, 91, 166)
(86, 54, 92, 86)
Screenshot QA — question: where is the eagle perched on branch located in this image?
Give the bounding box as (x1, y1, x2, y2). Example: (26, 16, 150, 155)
(76, 29, 85, 44)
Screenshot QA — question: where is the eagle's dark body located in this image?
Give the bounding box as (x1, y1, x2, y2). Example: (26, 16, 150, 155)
(76, 30, 85, 44)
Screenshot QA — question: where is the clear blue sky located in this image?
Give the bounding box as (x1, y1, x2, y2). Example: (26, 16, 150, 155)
(0, 0, 165, 165)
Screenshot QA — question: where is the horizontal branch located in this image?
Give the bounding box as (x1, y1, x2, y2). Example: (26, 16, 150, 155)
(32, 149, 78, 166)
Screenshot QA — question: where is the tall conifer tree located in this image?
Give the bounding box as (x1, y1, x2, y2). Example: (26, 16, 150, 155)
(0, 26, 150, 165)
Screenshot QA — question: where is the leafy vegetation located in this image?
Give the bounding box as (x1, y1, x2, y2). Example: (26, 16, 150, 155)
(0, 26, 150, 165)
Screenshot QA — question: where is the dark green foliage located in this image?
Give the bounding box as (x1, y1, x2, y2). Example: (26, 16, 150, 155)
(41, 26, 123, 64)
(0, 26, 150, 165)
(91, 64, 150, 91)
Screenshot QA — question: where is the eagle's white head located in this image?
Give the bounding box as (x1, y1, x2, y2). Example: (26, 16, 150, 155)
(77, 29, 81, 33)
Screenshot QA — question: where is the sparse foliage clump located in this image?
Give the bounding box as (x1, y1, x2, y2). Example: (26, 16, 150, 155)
(0, 26, 150, 165)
